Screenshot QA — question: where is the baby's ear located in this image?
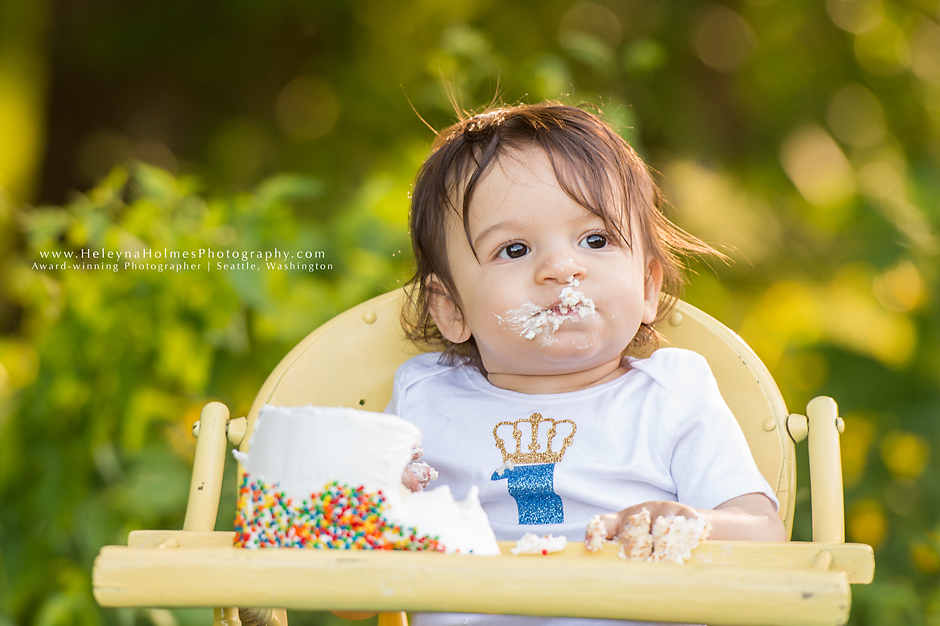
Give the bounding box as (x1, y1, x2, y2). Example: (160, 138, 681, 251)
(642, 260, 664, 325)
(427, 275, 472, 343)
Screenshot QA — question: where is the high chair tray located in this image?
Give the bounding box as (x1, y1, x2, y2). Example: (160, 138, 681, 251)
(93, 531, 873, 626)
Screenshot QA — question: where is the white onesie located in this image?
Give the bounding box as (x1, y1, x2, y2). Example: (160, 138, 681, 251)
(385, 347, 777, 626)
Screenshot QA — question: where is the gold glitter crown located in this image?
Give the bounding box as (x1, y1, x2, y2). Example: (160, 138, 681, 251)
(493, 413, 577, 464)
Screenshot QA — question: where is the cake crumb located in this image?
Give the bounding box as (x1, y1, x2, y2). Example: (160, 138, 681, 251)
(617, 509, 654, 561)
(585, 515, 607, 553)
(650, 514, 710, 564)
(511, 533, 568, 555)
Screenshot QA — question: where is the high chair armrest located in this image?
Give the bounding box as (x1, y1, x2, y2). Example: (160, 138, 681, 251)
(120, 530, 875, 584)
(92, 545, 853, 625)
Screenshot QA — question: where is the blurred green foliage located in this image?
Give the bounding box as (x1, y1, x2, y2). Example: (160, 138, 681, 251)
(0, 162, 413, 626)
(2, 0, 940, 624)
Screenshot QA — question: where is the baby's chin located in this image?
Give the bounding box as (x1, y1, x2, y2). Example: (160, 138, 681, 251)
(520, 325, 631, 357)
(482, 343, 629, 376)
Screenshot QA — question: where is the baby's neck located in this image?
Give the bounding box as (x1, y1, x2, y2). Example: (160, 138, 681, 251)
(485, 358, 629, 394)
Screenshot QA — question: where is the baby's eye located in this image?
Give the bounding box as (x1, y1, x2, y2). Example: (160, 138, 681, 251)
(580, 233, 608, 249)
(498, 242, 529, 259)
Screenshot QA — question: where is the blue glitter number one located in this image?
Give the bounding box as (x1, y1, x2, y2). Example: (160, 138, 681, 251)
(490, 463, 564, 524)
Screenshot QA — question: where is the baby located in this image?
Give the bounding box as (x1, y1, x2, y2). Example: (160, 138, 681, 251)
(388, 102, 784, 625)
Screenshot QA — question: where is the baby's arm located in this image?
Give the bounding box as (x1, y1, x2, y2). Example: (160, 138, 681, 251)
(707, 493, 786, 540)
(593, 493, 785, 542)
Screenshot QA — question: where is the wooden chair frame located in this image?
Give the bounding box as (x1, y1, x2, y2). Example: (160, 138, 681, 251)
(93, 290, 874, 626)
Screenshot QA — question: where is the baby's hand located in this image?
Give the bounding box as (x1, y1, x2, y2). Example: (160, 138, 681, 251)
(590, 500, 699, 541)
(401, 466, 424, 492)
(401, 446, 439, 492)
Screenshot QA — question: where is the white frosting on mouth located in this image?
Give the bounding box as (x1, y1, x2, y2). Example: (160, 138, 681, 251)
(495, 276, 596, 343)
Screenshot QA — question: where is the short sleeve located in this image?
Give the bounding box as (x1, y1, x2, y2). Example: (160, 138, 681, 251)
(655, 350, 779, 511)
(384, 378, 402, 416)
(384, 358, 412, 416)
(383, 352, 446, 417)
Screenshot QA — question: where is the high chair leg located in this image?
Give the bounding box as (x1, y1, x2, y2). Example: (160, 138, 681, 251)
(377, 612, 408, 626)
(238, 608, 284, 626)
(185, 403, 259, 626)
(213, 607, 241, 626)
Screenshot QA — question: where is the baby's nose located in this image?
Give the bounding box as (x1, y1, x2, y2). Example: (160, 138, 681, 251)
(535, 253, 586, 284)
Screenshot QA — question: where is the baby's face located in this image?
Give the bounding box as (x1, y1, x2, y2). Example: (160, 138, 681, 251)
(431, 145, 662, 382)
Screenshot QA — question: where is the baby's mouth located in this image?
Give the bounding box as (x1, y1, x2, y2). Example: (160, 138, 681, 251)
(496, 281, 597, 341)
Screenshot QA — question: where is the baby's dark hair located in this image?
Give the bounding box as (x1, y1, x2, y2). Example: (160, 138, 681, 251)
(404, 102, 716, 371)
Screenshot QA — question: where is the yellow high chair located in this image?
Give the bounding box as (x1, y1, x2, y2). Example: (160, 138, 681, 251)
(93, 289, 874, 626)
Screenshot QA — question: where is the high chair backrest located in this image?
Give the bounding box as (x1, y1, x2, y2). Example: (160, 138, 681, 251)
(242, 289, 796, 537)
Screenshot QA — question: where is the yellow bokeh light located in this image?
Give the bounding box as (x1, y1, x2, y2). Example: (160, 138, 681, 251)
(0, 339, 40, 390)
(857, 159, 905, 201)
(840, 414, 874, 488)
(910, 541, 940, 574)
(824, 265, 916, 367)
(872, 260, 922, 312)
(848, 499, 888, 548)
(692, 5, 757, 74)
(761, 281, 825, 341)
(881, 431, 930, 479)
(665, 160, 779, 264)
(0, 360, 9, 399)
(739, 280, 823, 369)
(780, 125, 856, 208)
(826, 0, 884, 34)
(739, 264, 919, 367)
(0, 61, 45, 201)
(910, 16, 940, 86)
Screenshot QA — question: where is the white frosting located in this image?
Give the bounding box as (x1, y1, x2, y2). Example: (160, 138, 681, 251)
(511, 533, 568, 555)
(234, 405, 417, 511)
(495, 276, 597, 344)
(398, 485, 499, 555)
(234, 404, 500, 555)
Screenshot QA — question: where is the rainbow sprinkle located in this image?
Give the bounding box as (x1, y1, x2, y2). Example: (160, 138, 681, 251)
(233, 474, 446, 551)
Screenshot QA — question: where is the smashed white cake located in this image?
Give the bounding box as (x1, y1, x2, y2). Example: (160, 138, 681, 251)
(586, 509, 710, 563)
(618, 509, 655, 561)
(511, 533, 568, 555)
(650, 513, 710, 564)
(233, 405, 500, 555)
